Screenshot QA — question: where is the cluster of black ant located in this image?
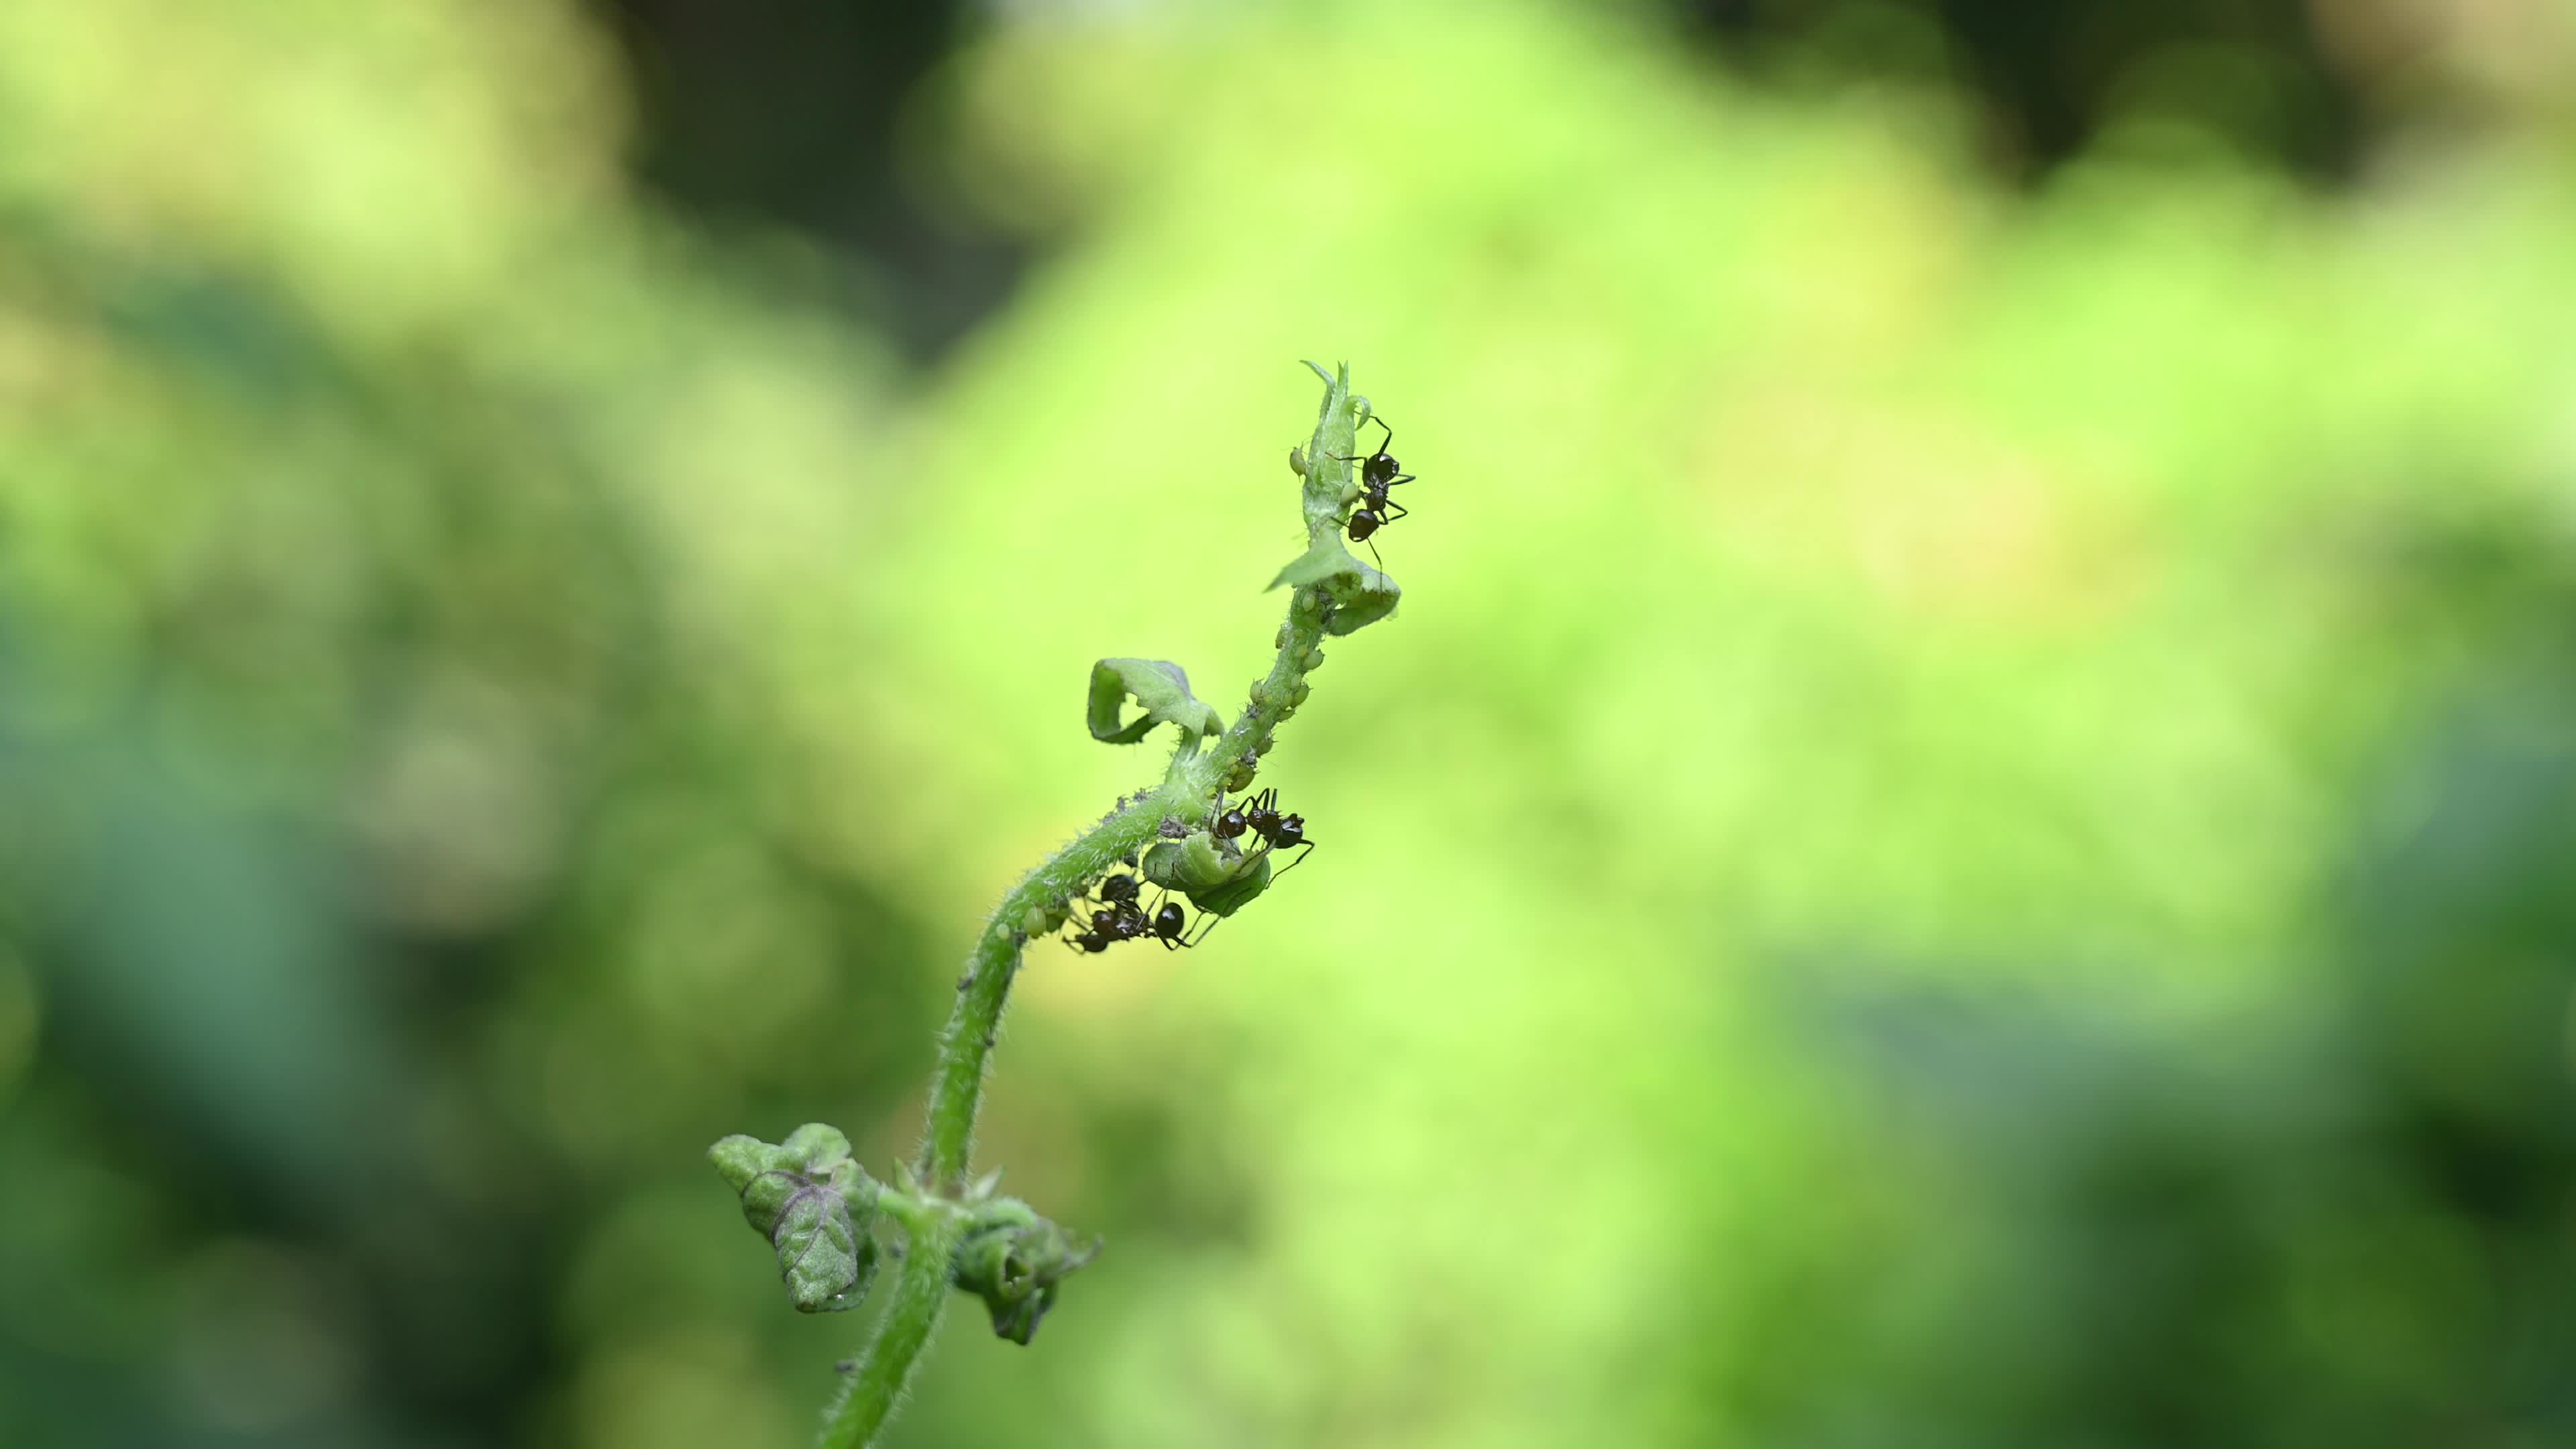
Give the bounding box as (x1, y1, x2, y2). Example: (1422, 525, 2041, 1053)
(1216, 786, 1311, 859)
(1062, 788, 1316, 954)
(1334, 415, 1415, 566)
(1062, 871, 1187, 954)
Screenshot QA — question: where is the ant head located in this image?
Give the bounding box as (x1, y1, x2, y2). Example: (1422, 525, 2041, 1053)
(1362, 451, 1400, 486)
(1075, 932, 1108, 953)
(1099, 874, 1140, 903)
(1273, 814, 1306, 847)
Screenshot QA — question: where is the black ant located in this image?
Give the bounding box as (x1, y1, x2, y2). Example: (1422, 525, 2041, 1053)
(1239, 788, 1302, 848)
(1208, 787, 1316, 875)
(1065, 878, 1195, 953)
(1240, 787, 1314, 875)
(1329, 415, 1414, 565)
(1064, 898, 1145, 954)
(1178, 790, 1314, 949)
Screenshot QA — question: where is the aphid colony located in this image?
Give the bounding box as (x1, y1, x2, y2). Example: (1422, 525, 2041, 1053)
(1063, 788, 1314, 954)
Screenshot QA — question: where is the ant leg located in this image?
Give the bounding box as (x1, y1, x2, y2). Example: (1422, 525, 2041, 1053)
(1379, 498, 1410, 522)
(1181, 911, 1222, 949)
(1360, 533, 1384, 567)
(1269, 841, 1317, 881)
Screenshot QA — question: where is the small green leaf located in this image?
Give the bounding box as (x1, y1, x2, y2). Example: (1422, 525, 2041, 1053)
(1321, 559, 1400, 636)
(1143, 830, 1266, 899)
(780, 1123, 853, 1174)
(1139, 840, 1187, 891)
(708, 1134, 784, 1195)
(1087, 658, 1223, 745)
(774, 1182, 875, 1313)
(1267, 537, 1361, 592)
(710, 1125, 882, 1315)
(1187, 851, 1273, 918)
(1264, 540, 1400, 635)
(1176, 831, 1242, 890)
(1141, 831, 1273, 914)
(951, 1197, 1096, 1346)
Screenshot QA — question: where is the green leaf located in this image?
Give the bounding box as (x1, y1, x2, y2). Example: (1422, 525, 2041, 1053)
(1321, 559, 1401, 636)
(1139, 840, 1187, 890)
(1267, 537, 1361, 592)
(950, 1197, 1096, 1346)
(709, 1124, 881, 1314)
(780, 1123, 853, 1175)
(1187, 850, 1273, 918)
(1142, 830, 1267, 902)
(708, 1134, 784, 1194)
(1087, 657, 1223, 744)
(1264, 539, 1401, 635)
(774, 1182, 875, 1313)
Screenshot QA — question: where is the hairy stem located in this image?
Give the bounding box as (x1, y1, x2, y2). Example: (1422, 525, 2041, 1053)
(918, 796, 1185, 1186)
(817, 1206, 959, 1449)
(818, 365, 1361, 1449)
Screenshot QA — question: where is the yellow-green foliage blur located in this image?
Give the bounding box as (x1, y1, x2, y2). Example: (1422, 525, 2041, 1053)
(3, 1, 2574, 1446)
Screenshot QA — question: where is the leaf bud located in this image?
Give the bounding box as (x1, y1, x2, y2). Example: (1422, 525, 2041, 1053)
(950, 1198, 1096, 1346)
(708, 1125, 881, 1315)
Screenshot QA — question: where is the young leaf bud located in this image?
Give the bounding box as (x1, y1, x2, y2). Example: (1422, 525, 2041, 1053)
(950, 1198, 1096, 1346)
(709, 1126, 882, 1314)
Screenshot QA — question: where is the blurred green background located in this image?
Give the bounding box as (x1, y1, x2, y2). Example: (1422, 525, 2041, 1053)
(4, 1, 2575, 1444)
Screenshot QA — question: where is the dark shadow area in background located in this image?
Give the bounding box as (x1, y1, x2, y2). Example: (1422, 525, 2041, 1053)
(581, 0, 1033, 364)
(585, 0, 2375, 364)
(1721, 519, 2576, 1445)
(1684, 0, 2368, 180)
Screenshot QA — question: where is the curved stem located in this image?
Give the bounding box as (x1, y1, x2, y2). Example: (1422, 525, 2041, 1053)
(816, 364, 1363, 1449)
(918, 795, 1188, 1187)
(817, 1206, 959, 1449)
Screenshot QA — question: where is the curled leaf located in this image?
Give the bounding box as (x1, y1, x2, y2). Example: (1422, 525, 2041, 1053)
(774, 1181, 874, 1313)
(1088, 658, 1224, 745)
(780, 1123, 854, 1175)
(1321, 561, 1399, 635)
(1265, 540, 1399, 636)
(951, 1197, 1097, 1346)
(1187, 851, 1273, 918)
(1140, 832, 1275, 918)
(1267, 538, 1360, 592)
(708, 1125, 881, 1315)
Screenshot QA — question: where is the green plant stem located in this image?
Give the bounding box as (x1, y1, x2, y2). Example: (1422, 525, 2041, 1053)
(817, 1205, 959, 1449)
(918, 796, 1187, 1187)
(818, 366, 1360, 1449)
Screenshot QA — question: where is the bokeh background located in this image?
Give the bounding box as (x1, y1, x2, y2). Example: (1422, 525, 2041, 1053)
(4, 1, 2574, 1444)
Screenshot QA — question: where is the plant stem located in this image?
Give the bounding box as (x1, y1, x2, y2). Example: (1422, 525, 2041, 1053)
(816, 366, 1360, 1449)
(918, 796, 1186, 1187)
(816, 1206, 959, 1449)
